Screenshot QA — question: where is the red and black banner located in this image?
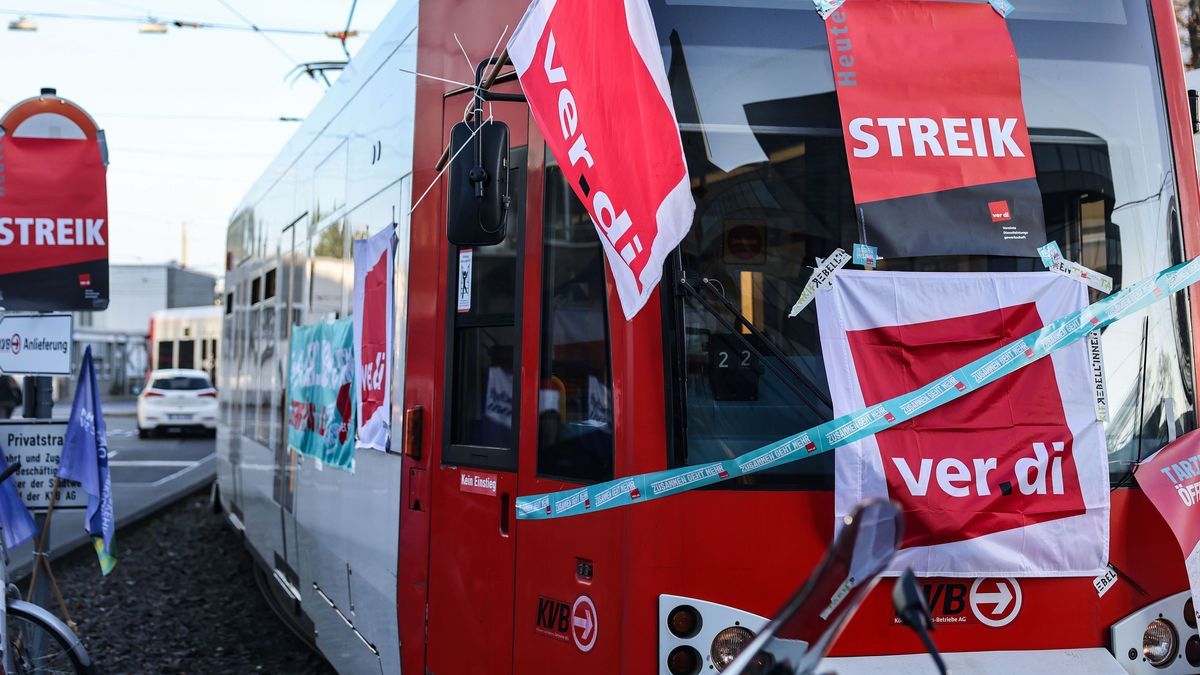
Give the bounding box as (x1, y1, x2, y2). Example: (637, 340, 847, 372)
(826, 1, 1045, 259)
(0, 135, 109, 311)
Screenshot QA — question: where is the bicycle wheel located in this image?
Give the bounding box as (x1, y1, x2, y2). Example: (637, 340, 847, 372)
(6, 600, 92, 675)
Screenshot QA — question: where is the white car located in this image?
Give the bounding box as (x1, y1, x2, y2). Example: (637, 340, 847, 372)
(136, 369, 219, 439)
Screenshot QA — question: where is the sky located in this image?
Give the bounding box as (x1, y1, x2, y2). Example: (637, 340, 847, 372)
(0, 0, 395, 281)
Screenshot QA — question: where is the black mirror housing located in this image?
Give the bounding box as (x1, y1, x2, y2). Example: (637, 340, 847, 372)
(447, 119, 510, 246)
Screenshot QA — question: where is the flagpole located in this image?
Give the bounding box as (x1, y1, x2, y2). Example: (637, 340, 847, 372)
(26, 476, 72, 626)
(26, 477, 55, 601)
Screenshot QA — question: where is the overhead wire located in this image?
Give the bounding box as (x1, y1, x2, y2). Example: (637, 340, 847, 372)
(340, 0, 357, 59)
(212, 0, 299, 65)
(0, 8, 351, 36)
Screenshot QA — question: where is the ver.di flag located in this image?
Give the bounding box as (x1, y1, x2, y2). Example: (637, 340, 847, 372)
(824, 1, 1047, 259)
(508, 0, 695, 319)
(352, 226, 396, 452)
(817, 272, 1107, 576)
(58, 346, 116, 575)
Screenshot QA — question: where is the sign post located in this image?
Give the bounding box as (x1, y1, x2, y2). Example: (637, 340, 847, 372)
(0, 313, 73, 376)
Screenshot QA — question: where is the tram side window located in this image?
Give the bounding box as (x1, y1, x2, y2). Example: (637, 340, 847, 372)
(537, 161, 614, 483)
(446, 147, 528, 469)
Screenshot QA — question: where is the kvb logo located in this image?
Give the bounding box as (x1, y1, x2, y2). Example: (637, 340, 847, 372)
(988, 200, 1012, 223)
(847, 302, 1087, 548)
(535, 596, 571, 642)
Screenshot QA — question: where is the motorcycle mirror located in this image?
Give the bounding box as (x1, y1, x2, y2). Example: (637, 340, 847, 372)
(892, 569, 949, 675)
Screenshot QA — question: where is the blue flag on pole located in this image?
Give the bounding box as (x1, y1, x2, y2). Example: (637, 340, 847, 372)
(0, 447, 36, 551)
(58, 346, 116, 575)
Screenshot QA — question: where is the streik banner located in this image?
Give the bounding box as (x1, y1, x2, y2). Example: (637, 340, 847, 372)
(1138, 430, 1200, 625)
(288, 318, 356, 472)
(352, 226, 395, 452)
(825, 1, 1046, 259)
(818, 272, 1106, 576)
(0, 136, 109, 310)
(508, 0, 695, 319)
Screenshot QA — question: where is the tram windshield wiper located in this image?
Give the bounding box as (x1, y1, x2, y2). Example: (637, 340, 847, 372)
(675, 270, 833, 419)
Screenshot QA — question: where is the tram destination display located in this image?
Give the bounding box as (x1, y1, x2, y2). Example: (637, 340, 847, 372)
(0, 421, 88, 511)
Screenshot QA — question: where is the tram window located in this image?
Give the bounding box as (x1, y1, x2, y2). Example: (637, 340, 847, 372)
(537, 161, 614, 483)
(450, 326, 517, 450)
(177, 340, 195, 369)
(445, 146, 528, 470)
(157, 341, 174, 370)
(650, 0, 1194, 489)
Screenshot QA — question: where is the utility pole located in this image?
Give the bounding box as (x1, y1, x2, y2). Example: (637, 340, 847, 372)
(182, 221, 190, 268)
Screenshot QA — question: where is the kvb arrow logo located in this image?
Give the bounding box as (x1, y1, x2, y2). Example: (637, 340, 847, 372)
(571, 595, 598, 653)
(969, 577, 1022, 627)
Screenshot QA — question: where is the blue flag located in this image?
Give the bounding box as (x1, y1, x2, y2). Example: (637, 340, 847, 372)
(0, 447, 36, 551)
(58, 346, 116, 575)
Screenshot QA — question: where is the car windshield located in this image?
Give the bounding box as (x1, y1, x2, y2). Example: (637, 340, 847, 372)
(151, 376, 211, 391)
(652, 0, 1194, 488)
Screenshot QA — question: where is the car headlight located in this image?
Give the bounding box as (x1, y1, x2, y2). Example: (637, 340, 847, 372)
(710, 626, 755, 671)
(1143, 618, 1178, 667)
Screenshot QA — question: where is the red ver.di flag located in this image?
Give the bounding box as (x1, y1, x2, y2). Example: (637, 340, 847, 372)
(1138, 431, 1200, 624)
(508, 0, 695, 319)
(0, 135, 109, 310)
(825, 2, 1046, 259)
(352, 226, 396, 451)
(817, 272, 1107, 576)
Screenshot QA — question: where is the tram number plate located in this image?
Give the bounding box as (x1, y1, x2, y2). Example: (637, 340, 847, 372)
(708, 333, 761, 401)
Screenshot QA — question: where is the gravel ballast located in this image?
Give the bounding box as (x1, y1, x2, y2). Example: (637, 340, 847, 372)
(38, 489, 335, 674)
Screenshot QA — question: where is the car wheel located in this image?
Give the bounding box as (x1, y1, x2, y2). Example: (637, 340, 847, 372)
(138, 427, 149, 439)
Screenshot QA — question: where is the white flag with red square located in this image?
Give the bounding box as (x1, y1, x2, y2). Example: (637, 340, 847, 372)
(817, 271, 1108, 576)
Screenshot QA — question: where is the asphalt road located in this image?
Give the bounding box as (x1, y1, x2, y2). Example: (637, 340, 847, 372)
(8, 407, 216, 578)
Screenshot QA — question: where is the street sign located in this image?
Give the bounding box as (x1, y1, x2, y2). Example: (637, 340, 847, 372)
(0, 421, 87, 511)
(0, 313, 73, 375)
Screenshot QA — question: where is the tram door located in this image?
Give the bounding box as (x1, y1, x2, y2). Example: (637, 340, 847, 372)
(426, 96, 532, 674)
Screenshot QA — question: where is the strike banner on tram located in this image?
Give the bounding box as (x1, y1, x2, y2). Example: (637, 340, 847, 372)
(288, 318, 356, 472)
(352, 226, 396, 452)
(1138, 431, 1200, 625)
(0, 135, 109, 311)
(817, 272, 1107, 576)
(508, 0, 695, 319)
(824, 1, 1047, 259)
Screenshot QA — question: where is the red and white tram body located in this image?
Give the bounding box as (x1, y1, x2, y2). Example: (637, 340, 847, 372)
(217, 1, 1200, 673)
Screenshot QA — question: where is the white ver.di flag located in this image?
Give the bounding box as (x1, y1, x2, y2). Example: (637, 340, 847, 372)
(817, 271, 1108, 577)
(352, 226, 396, 451)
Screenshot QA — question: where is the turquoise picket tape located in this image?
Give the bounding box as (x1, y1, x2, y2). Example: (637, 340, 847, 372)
(515, 258, 1200, 520)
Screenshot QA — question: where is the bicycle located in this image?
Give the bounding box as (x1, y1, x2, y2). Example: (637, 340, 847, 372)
(0, 461, 94, 674)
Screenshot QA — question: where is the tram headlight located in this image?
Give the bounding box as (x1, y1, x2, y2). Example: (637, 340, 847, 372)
(710, 626, 755, 671)
(1143, 618, 1178, 667)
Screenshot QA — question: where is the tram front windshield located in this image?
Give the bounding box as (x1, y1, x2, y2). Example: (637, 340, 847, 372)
(651, 0, 1194, 489)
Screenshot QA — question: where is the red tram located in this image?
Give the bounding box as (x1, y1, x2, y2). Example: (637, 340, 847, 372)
(217, 1, 1200, 672)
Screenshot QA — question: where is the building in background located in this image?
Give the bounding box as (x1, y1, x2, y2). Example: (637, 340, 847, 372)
(62, 263, 218, 399)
